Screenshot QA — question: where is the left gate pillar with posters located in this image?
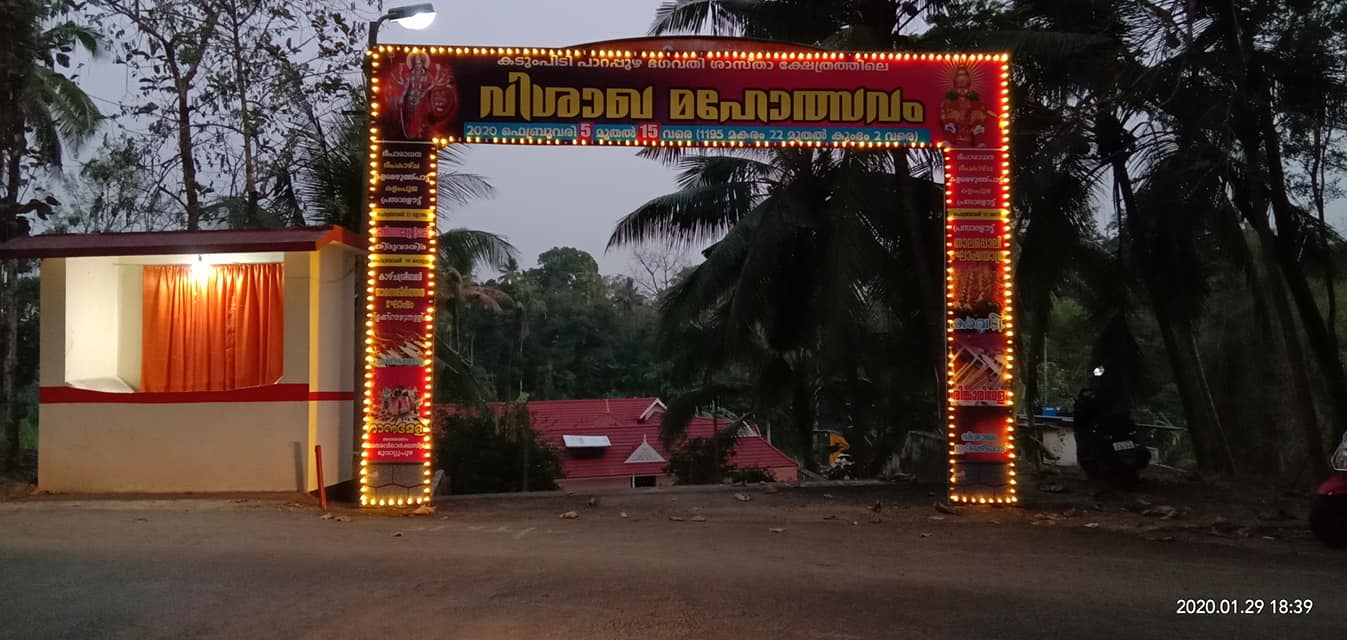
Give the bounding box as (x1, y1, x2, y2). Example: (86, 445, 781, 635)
(361, 52, 439, 505)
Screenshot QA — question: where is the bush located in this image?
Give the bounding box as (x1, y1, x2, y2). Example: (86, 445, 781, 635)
(434, 402, 562, 494)
(728, 466, 775, 484)
(665, 435, 736, 485)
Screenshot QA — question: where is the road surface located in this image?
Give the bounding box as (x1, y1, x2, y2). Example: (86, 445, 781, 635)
(1, 488, 1343, 639)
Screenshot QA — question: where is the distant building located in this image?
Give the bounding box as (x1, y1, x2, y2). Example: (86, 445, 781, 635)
(441, 398, 799, 491)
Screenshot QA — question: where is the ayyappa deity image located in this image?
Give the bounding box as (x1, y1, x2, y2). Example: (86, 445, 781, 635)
(939, 64, 993, 148)
(389, 51, 459, 139)
(378, 385, 421, 424)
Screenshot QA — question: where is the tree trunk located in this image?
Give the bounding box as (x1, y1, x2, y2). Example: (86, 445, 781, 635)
(227, 10, 259, 227)
(1020, 308, 1045, 472)
(793, 378, 817, 472)
(1106, 139, 1233, 473)
(1220, 0, 1331, 479)
(0, 261, 18, 468)
(174, 75, 203, 230)
(1, 124, 22, 466)
(892, 151, 945, 424)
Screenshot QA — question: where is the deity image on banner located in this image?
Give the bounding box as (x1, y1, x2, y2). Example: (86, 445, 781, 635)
(950, 262, 1001, 317)
(387, 51, 459, 140)
(371, 367, 429, 435)
(950, 332, 1011, 406)
(939, 64, 994, 148)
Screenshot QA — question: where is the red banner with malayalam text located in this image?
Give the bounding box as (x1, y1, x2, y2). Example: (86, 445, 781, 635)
(365, 43, 1017, 504)
(372, 47, 1005, 150)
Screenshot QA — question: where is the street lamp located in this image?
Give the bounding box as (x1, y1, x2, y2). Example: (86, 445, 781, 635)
(368, 3, 437, 49)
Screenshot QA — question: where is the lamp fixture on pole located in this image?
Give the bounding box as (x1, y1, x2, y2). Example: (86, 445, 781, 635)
(368, 3, 437, 50)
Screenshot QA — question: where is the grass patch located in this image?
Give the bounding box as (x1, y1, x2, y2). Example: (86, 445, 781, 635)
(19, 418, 37, 450)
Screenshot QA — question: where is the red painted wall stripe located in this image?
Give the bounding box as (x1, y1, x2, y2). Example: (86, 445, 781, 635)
(40, 384, 354, 404)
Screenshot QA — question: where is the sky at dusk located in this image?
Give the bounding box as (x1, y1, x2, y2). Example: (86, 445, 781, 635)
(77, 0, 1347, 277)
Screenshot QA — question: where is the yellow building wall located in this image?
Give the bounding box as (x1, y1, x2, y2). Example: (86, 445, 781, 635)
(38, 401, 311, 493)
(35, 244, 359, 494)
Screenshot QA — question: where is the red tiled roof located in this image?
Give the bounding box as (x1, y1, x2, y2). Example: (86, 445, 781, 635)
(0, 226, 360, 259)
(436, 398, 798, 480)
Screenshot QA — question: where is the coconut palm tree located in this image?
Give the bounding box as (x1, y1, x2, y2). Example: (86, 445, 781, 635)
(0, 0, 102, 467)
(294, 99, 518, 406)
(610, 143, 949, 470)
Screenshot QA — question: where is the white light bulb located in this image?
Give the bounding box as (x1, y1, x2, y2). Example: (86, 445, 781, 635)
(394, 12, 435, 30)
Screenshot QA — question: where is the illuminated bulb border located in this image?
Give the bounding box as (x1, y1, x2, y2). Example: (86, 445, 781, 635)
(366, 48, 1019, 507)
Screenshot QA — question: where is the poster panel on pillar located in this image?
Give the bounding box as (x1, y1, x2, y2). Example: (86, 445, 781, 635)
(372, 223, 434, 255)
(373, 49, 1005, 148)
(951, 405, 1013, 490)
(948, 148, 1003, 210)
(950, 332, 1011, 407)
(374, 142, 434, 211)
(370, 267, 432, 368)
(369, 365, 431, 463)
(949, 218, 1006, 332)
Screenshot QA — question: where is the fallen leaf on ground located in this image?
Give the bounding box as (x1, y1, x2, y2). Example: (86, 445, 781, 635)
(412, 504, 436, 516)
(769, 527, 786, 533)
(823, 514, 838, 520)
(587, 497, 599, 507)
(1142, 505, 1179, 519)
(320, 513, 334, 520)
(734, 493, 752, 502)
(928, 516, 946, 522)
(691, 515, 707, 522)
(559, 511, 580, 520)
(920, 532, 932, 538)
(391, 531, 404, 537)
(1083, 522, 1100, 528)
(620, 512, 629, 518)
(934, 502, 959, 515)
(669, 516, 685, 522)
(335, 515, 351, 523)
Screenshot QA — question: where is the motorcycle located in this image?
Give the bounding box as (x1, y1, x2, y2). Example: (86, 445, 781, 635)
(1073, 367, 1151, 490)
(1310, 432, 1347, 548)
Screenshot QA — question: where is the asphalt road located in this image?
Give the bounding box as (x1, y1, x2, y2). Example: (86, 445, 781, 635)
(1, 491, 1344, 640)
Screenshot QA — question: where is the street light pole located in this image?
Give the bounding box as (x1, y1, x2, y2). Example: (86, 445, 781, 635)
(355, 3, 439, 499)
(368, 3, 437, 52)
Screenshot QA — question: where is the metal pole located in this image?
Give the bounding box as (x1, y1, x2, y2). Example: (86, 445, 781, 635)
(315, 445, 328, 511)
(354, 16, 387, 502)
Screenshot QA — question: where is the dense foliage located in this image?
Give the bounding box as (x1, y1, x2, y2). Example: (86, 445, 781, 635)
(627, 0, 1347, 482)
(453, 247, 672, 402)
(433, 403, 563, 494)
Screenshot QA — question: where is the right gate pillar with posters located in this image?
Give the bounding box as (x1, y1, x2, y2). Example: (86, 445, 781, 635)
(942, 59, 1017, 503)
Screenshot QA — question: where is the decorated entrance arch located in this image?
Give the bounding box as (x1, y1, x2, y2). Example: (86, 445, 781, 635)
(359, 38, 1016, 507)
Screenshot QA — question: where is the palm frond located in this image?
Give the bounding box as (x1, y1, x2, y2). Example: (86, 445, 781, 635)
(608, 154, 771, 247)
(439, 228, 518, 274)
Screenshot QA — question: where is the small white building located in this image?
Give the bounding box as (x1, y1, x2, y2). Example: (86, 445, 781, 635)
(0, 227, 360, 493)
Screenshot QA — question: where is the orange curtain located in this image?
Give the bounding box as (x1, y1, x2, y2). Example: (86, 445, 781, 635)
(140, 263, 285, 392)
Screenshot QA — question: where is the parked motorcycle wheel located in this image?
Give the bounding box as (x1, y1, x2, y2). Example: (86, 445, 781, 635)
(1310, 495, 1347, 549)
(1081, 461, 1138, 491)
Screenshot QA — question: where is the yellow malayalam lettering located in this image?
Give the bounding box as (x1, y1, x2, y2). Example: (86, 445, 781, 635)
(481, 72, 654, 121)
(481, 73, 926, 126)
(670, 87, 925, 125)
